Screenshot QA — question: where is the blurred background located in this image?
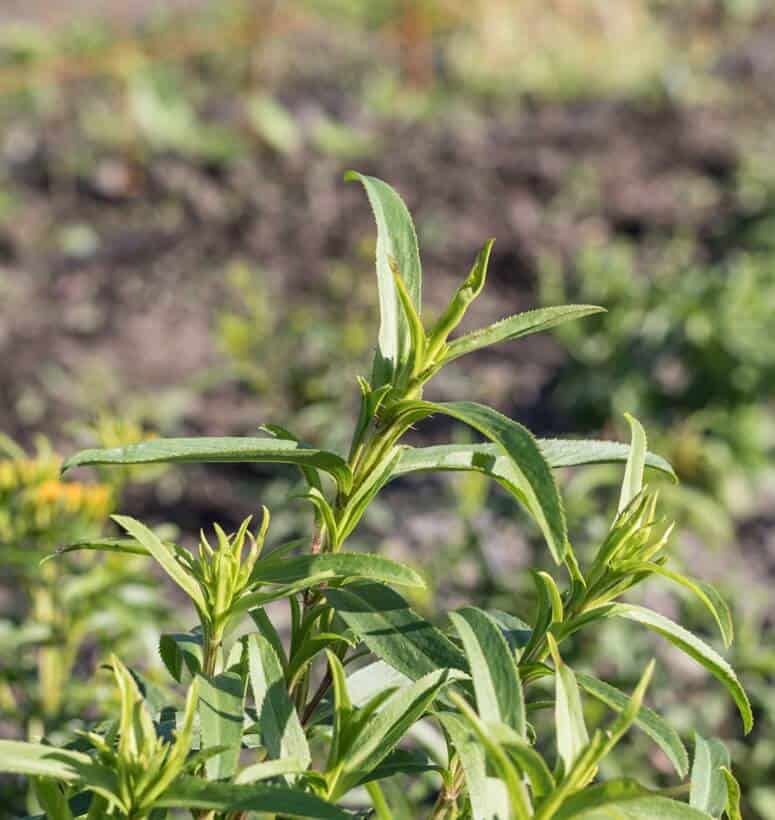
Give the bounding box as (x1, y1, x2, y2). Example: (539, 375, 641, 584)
(0, 1, 774, 817)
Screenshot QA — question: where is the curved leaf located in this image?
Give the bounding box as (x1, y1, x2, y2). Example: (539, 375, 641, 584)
(64, 437, 352, 494)
(610, 604, 752, 734)
(346, 171, 422, 388)
(393, 440, 675, 483)
(113, 515, 207, 613)
(394, 401, 567, 563)
(575, 671, 688, 778)
(619, 414, 647, 514)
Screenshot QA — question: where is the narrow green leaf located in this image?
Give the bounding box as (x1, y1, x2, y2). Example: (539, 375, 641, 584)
(611, 605, 752, 733)
(0, 740, 90, 782)
(395, 401, 567, 563)
(157, 776, 350, 817)
(336, 670, 455, 797)
(486, 722, 555, 798)
(619, 414, 647, 514)
(42, 537, 149, 564)
(552, 779, 711, 819)
(426, 240, 494, 358)
(247, 634, 311, 770)
(234, 758, 304, 785)
(325, 582, 467, 681)
(575, 671, 688, 777)
(113, 515, 207, 613)
(450, 607, 525, 736)
(198, 672, 245, 780)
(627, 564, 733, 649)
(721, 767, 742, 820)
(690, 734, 731, 817)
(346, 171, 422, 388)
(448, 692, 533, 820)
(32, 778, 75, 820)
(547, 634, 589, 772)
(393, 439, 676, 482)
(438, 712, 510, 820)
(251, 552, 425, 589)
(64, 437, 352, 494)
(444, 304, 604, 363)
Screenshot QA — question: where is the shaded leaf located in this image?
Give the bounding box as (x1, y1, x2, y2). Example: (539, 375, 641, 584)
(619, 414, 647, 514)
(198, 672, 245, 780)
(247, 634, 310, 770)
(157, 776, 350, 817)
(325, 582, 466, 681)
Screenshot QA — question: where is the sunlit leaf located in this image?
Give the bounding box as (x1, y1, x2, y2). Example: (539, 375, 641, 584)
(64, 437, 352, 494)
(575, 671, 688, 778)
(444, 304, 604, 363)
(690, 734, 730, 817)
(347, 171, 422, 389)
(611, 605, 752, 733)
(450, 607, 525, 735)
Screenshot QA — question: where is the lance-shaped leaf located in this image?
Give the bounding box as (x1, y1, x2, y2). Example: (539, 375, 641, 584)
(610, 604, 752, 733)
(547, 634, 589, 773)
(157, 776, 350, 817)
(335, 668, 455, 797)
(619, 414, 647, 514)
(42, 537, 149, 564)
(623, 564, 733, 648)
(113, 515, 207, 614)
(438, 712, 510, 820)
(247, 634, 310, 770)
(444, 304, 604, 363)
(347, 171, 422, 389)
(393, 439, 676, 483)
(0, 740, 93, 782)
(63, 437, 352, 494)
(234, 757, 305, 785)
(552, 779, 712, 819)
(391, 401, 567, 563)
(250, 552, 425, 589)
(721, 767, 742, 820)
(325, 582, 466, 681)
(575, 671, 688, 778)
(450, 607, 525, 736)
(198, 672, 245, 780)
(689, 734, 731, 817)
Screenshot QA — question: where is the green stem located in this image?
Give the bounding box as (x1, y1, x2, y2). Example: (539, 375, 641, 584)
(366, 781, 392, 820)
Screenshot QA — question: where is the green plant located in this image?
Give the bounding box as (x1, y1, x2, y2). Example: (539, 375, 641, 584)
(1, 174, 750, 818)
